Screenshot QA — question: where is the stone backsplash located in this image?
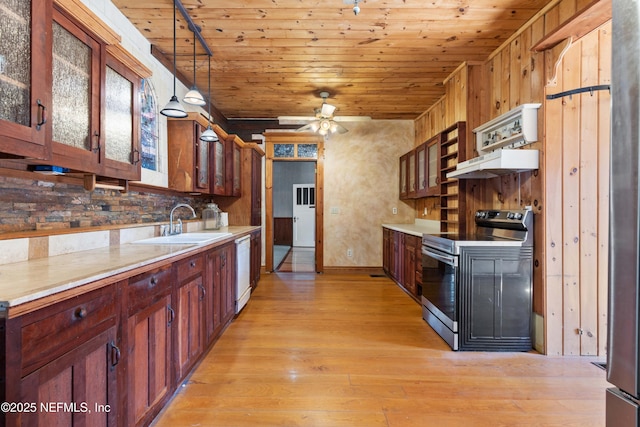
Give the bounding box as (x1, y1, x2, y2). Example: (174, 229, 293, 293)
(0, 173, 210, 234)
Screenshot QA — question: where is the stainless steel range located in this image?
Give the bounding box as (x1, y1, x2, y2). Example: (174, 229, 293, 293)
(421, 209, 534, 351)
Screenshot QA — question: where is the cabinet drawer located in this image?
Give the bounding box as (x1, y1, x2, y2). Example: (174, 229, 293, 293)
(21, 286, 116, 376)
(128, 265, 172, 315)
(176, 254, 203, 282)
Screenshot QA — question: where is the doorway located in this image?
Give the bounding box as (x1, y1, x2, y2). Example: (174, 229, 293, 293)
(265, 132, 324, 273)
(272, 163, 316, 271)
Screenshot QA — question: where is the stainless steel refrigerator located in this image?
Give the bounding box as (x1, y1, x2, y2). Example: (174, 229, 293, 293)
(607, 1, 640, 425)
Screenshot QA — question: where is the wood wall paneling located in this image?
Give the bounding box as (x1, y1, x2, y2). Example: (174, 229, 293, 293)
(413, 0, 611, 356)
(542, 22, 611, 356)
(274, 217, 293, 246)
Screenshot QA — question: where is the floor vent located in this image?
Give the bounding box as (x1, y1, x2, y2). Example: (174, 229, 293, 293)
(591, 362, 607, 371)
(370, 274, 386, 278)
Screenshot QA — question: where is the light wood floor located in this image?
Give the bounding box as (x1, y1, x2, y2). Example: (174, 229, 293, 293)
(276, 247, 315, 272)
(152, 272, 609, 427)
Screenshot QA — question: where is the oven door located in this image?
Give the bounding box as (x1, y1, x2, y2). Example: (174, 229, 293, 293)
(421, 245, 459, 348)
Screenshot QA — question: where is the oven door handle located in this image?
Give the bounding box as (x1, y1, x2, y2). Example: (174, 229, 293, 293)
(422, 247, 458, 267)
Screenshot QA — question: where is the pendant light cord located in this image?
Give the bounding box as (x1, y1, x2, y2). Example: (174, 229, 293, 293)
(192, 31, 197, 85)
(207, 54, 212, 122)
(172, 0, 177, 96)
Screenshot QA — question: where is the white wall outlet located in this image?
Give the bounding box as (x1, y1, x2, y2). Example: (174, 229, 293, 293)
(347, 248, 353, 257)
(330, 207, 340, 214)
(392, 207, 398, 215)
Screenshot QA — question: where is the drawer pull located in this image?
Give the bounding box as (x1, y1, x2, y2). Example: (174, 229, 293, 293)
(75, 307, 88, 319)
(110, 341, 121, 368)
(149, 276, 158, 287)
(190, 261, 196, 268)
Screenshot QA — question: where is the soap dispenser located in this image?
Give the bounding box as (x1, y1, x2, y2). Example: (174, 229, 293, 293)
(203, 203, 221, 230)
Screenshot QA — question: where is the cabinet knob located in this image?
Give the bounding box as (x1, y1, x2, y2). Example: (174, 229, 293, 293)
(149, 276, 158, 286)
(75, 307, 87, 319)
(190, 261, 196, 268)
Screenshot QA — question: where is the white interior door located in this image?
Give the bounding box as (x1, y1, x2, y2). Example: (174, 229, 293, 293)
(293, 184, 315, 247)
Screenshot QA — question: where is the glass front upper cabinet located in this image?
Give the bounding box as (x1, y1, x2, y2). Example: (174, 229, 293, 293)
(0, 0, 51, 159)
(50, 8, 101, 172)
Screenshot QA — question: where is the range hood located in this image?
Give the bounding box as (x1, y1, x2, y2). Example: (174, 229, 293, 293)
(447, 149, 539, 179)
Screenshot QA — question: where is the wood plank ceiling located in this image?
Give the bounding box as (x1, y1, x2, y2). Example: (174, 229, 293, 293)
(112, 0, 553, 121)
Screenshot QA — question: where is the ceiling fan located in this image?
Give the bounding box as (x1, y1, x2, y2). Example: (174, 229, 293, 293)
(278, 91, 371, 136)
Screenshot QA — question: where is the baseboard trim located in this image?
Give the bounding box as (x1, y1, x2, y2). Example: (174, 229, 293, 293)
(322, 266, 386, 275)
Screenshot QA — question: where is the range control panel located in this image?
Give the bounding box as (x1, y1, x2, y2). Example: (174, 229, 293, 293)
(475, 209, 532, 230)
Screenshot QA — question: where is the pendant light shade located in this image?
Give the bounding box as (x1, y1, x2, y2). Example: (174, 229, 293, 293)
(183, 29, 206, 106)
(161, 95, 188, 118)
(199, 126, 218, 142)
(200, 54, 219, 142)
(161, 1, 188, 118)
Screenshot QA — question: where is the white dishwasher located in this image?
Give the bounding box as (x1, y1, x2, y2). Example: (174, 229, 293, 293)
(235, 235, 251, 313)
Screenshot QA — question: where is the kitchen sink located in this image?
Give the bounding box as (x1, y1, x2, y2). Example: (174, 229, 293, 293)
(132, 232, 233, 245)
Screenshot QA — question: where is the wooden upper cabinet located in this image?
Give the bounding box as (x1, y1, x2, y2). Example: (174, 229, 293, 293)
(49, 7, 103, 173)
(101, 54, 142, 180)
(425, 135, 440, 196)
(399, 153, 409, 200)
(415, 143, 427, 197)
(232, 137, 242, 197)
(48, 7, 142, 180)
(0, 3, 142, 180)
(407, 149, 417, 198)
(0, 0, 52, 160)
(168, 114, 211, 193)
(211, 136, 227, 195)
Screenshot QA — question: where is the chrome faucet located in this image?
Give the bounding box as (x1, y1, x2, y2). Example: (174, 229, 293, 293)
(168, 203, 196, 235)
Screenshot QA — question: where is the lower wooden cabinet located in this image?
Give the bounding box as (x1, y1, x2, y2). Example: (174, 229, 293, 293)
(176, 276, 205, 382)
(20, 326, 119, 427)
(383, 227, 422, 302)
(250, 229, 261, 290)
(205, 242, 235, 344)
(127, 296, 173, 427)
(0, 232, 260, 427)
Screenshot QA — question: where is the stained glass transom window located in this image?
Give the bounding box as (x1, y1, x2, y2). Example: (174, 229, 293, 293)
(297, 144, 318, 159)
(274, 144, 295, 158)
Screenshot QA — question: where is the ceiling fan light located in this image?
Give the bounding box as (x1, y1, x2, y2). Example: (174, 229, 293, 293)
(320, 119, 331, 131)
(200, 125, 219, 142)
(183, 87, 206, 106)
(161, 95, 188, 118)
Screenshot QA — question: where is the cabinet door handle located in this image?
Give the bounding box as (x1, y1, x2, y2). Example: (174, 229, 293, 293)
(92, 131, 101, 155)
(74, 306, 88, 319)
(132, 148, 140, 165)
(198, 284, 206, 301)
(36, 99, 47, 130)
(110, 341, 121, 368)
(167, 305, 175, 327)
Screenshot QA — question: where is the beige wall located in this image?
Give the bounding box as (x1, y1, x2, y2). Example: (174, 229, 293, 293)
(323, 120, 415, 267)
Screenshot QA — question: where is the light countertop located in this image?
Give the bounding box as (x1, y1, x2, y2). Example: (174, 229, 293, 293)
(381, 219, 441, 237)
(0, 226, 258, 313)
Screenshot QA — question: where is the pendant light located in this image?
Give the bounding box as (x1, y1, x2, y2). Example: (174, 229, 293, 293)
(183, 27, 206, 106)
(199, 54, 219, 142)
(160, 1, 188, 118)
